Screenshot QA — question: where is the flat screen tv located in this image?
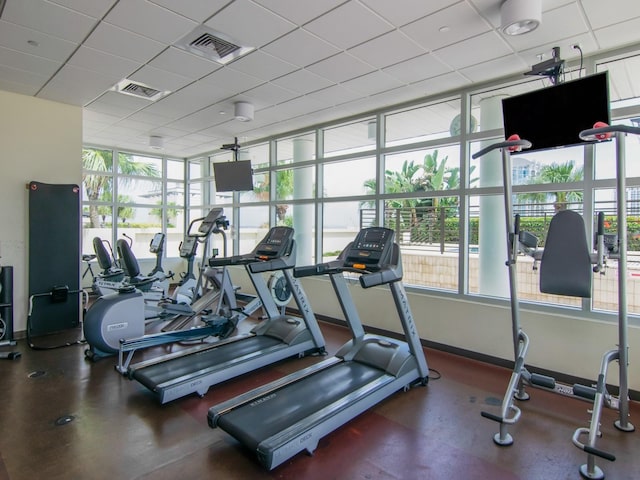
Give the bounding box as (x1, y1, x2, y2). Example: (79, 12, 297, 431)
(213, 160, 253, 192)
(502, 72, 610, 153)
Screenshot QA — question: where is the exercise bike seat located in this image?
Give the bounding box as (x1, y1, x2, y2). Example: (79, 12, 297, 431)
(116, 238, 157, 291)
(93, 237, 124, 280)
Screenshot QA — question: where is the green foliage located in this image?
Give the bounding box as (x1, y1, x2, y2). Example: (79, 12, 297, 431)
(82, 148, 161, 228)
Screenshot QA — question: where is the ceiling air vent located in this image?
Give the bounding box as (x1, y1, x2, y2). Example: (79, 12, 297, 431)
(110, 79, 170, 102)
(175, 26, 254, 65)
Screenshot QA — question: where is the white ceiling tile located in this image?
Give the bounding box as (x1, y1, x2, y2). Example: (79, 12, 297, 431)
(204, 0, 296, 48)
(2, 0, 97, 43)
(383, 53, 451, 84)
(85, 92, 150, 118)
(67, 46, 140, 77)
(306, 52, 374, 83)
(306, 84, 363, 106)
(0, 63, 49, 91)
(38, 64, 121, 106)
(581, 0, 640, 29)
(105, 0, 198, 44)
(459, 54, 529, 82)
(129, 65, 193, 92)
(84, 22, 166, 63)
(401, 2, 492, 52)
(48, 0, 118, 18)
(271, 96, 326, 119)
(341, 70, 404, 96)
(271, 69, 334, 94)
(594, 17, 640, 50)
(148, 47, 222, 79)
(0, 20, 77, 61)
(147, 0, 229, 22)
(227, 51, 298, 81)
(253, 0, 346, 25)
(0, 46, 61, 77)
(434, 31, 512, 70)
(243, 82, 299, 108)
(411, 71, 472, 97)
(200, 67, 264, 93)
(262, 29, 341, 67)
(361, 0, 458, 27)
(305, 2, 394, 50)
(349, 30, 426, 69)
(165, 105, 223, 131)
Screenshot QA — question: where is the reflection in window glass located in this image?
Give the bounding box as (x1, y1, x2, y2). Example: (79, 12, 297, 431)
(323, 157, 376, 198)
(189, 158, 205, 180)
(167, 159, 185, 180)
(383, 197, 459, 291)
(83, 148, 113, 172)
(188, 181, 203, 207)
(240, 171, 269, 203)
(238, 205, 269, 254)
(166, 181, 184, 206)
(470, 141, 585, 189)
(239, 142, 269, 169)
(385, 99, 461, 147)
(276, 166, 315, 200)
(117, 178, 162, 205)
(592, 188, 640, 316)
(594, 118, 640, 179)
(118, 153, 162, 176)
(324, 119, 375, 157)
(468, 194, 581, 307)
(276, 202, 315, 265)
(384, 145, 461, 194)
(277, 133, 315, 165)
(323, 201, 362, 260)
(82, 176, 112, 204)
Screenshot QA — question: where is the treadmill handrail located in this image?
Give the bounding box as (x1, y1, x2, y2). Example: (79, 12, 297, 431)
(579, 124, 640, 141)
(472, 139, 532, 159)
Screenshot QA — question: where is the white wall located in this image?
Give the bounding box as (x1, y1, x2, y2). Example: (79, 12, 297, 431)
(0, 90, 82, 333)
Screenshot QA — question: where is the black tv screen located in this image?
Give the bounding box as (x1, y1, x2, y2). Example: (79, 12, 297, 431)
(213, 160, 253, 192)
(502, 72, 610, 153)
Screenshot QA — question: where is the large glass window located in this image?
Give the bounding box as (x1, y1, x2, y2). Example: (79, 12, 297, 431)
(323, 119, 376, 158)
(385, 98, 461, 147)
(323, 157, 376, 198)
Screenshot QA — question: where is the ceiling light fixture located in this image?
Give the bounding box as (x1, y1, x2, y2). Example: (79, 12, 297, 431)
(234, 101, 254, 122)
(149, 135, 164, 149)
(500, 0, 541, 36)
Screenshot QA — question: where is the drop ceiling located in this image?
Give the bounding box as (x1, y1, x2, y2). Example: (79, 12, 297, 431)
(1, 0, 639, 158)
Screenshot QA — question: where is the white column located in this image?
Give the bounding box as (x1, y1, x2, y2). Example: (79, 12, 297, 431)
(478, 95, 509, 297)
(292, 138, 313, 265)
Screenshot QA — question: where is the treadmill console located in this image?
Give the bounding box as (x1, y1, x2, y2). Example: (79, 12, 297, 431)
(198, 208, 225, 235)
(179, 236, 198, 258)
(343, 227, 395, 271)
(254, 226, 294, 260)
(149, 233, 164, 253)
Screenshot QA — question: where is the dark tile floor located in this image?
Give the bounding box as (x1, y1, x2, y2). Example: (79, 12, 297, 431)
(1, 319, 638, 480)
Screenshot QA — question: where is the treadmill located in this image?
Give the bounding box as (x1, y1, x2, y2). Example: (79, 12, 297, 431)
(207, 226, 429, 470)
(125, 226, 326, 404)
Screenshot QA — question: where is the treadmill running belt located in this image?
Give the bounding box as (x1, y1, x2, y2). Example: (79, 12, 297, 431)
(217, 361, 387, 450)
(132, 335, 283, 390)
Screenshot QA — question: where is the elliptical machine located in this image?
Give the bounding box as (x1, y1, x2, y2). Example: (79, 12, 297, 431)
(170, 208, 229, 305)
(83, 208, 258, 362)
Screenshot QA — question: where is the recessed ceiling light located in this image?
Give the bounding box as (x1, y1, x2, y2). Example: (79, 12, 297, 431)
(27, 40, 39, 47)
(439, 26, 450, 33)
